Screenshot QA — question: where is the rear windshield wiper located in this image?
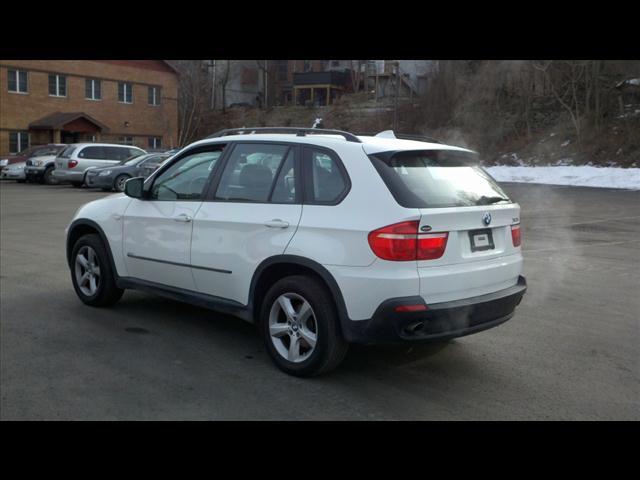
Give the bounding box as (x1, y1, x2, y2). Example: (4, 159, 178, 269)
(477, 195, 509, 205)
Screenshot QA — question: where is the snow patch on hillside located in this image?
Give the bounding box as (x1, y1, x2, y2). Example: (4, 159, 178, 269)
(485, 166, 640, 190)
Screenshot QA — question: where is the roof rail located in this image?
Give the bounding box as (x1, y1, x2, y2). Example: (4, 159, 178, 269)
(207, 127, 362, 143)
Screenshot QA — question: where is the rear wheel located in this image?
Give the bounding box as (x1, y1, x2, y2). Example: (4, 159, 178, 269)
(260, 275, 348, 377)
(71, 182, 83, 188)
(114, 174, 130, 192)
(70, 234, 123, 307)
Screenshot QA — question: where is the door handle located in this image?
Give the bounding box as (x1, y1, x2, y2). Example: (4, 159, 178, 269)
(264, 219, 290, 228)
(173, 214, 192, 223)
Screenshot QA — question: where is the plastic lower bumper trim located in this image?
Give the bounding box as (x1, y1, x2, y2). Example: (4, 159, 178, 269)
(342, 275, 527, 344)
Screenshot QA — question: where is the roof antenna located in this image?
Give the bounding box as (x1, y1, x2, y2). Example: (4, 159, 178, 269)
(375, 130, 397, 139)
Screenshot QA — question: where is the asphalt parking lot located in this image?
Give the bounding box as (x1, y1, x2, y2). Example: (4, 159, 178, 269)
(1, 180, 638, 420)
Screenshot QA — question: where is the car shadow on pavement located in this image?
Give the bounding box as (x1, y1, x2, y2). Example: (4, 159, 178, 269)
(109, 291, 460, 377)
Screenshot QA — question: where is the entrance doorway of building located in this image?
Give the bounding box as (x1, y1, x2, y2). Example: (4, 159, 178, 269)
(61, 131, 80, 143)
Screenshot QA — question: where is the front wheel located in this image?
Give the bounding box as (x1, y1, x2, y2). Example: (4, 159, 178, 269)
(260, 275, 348, 377)
(114, 174, 130, 192)
(70, 234, 124, 307)
(42, 166, 58, 185)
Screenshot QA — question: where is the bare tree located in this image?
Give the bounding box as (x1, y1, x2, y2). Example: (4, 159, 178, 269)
(172, 60, 211, 146)
(533, 60, 589, 144)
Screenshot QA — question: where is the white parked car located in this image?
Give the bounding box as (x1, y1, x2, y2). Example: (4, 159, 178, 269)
(1, 161, 26, 182)
(53, 143, 146, 187)
(65, 128, 526, 376)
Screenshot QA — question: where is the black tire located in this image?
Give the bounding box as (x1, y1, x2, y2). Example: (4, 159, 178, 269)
(17, 179, 26, 183)
(70, 234, 124, 307)
(42, 166, 57, 185)
(260, 275, 348, 377)
(113, 174, 130, 192)
(71, 182, 83, 188)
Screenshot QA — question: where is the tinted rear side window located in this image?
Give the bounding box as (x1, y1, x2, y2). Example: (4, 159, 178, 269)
(369, 150, 511, 208)
(78, 146, 105, 159)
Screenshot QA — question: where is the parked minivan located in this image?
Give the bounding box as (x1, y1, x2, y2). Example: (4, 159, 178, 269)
(52, 143, 146, 187)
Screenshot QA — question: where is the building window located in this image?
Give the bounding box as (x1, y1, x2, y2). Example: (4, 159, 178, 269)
(148, 86, 161, 106)
(148, 137, 162, 149)
(303, 60, 312, 72)
(48, 74, 67, 97)
(118, 82, 133, 103)
(119, 136, 134, 145)
(9, 131, 29, 154)
(8, 69, 28, 93)
(85, 78, 102, 100)
(331, 60, 340, 67)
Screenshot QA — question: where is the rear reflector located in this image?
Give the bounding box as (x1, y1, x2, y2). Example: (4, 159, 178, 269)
(368, 221, 448, 261)
(394, 304, 428, 313)
(511, 224, 522, 247)
(68, 160, 78, 169)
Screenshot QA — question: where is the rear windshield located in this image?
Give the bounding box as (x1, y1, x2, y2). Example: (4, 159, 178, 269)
(369, 150, 511, 208)
(58, 146, 76, 159)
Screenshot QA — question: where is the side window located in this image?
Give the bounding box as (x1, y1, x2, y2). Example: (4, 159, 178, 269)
(78, 146, 104, 159)
(305, 148, 348, 204)
(215, 144, 291, 203)
(151, 149, 222, 201)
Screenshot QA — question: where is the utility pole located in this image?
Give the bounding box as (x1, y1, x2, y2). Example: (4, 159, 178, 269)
(264, 59, 268, 110)
(393, 61, 400, 131)
(210, 60, 217, 110)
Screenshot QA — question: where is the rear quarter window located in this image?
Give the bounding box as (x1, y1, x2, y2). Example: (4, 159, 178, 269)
(303, 147, 349, 204)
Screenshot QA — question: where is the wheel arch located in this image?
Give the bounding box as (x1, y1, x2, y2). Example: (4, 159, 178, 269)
(249, 255, 350, 332)
(66, 219, 118, 279)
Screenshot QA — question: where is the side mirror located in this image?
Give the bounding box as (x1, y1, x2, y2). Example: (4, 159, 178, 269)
(124, 177, 145, 199)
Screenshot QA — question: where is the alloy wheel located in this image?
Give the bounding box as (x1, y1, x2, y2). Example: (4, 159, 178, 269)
(116, 176, 128, 192)
(75, 246, 101, 296)
(268, 293, 318, 363)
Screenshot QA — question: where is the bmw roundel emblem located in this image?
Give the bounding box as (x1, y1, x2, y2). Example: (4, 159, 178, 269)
(482, 212, 492, 226)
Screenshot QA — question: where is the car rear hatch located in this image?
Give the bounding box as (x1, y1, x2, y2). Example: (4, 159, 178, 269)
(54, 145, 77, 171)
(367, 148, 523, 304)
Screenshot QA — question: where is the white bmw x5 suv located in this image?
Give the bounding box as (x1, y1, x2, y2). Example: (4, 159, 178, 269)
(66, 128, 526, 376)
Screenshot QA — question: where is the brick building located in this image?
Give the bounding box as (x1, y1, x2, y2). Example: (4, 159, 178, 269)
(0, 60, 178, 157)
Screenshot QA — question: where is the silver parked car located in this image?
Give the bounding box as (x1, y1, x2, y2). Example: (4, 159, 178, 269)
(1, 161, 26, 182)
(52, 143, 146, 187)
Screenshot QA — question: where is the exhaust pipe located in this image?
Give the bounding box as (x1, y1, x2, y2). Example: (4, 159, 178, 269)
(404, 321, 425, 334)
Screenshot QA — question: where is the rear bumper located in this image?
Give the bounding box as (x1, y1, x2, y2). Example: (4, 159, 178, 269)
(342, 275, 527, 344)
(52, 169, 84, 183)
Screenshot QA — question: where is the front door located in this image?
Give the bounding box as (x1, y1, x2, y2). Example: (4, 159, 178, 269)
(190, 143, 303, 304)
(122, 147, 224, 291)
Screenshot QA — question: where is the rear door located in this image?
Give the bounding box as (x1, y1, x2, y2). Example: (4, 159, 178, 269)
(190, 142, 303, 304)
(76, 146, 109, 171)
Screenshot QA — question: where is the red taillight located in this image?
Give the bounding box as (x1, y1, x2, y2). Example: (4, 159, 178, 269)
(511, 224, 522, 247)
(68, 160, 78, 168)
(368, 221, 448, 261)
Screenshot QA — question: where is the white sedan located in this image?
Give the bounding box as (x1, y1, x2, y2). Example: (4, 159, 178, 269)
(1, 161, 27, 182)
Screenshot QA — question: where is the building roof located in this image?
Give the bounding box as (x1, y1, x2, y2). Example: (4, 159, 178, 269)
(29, 112, 110, 132)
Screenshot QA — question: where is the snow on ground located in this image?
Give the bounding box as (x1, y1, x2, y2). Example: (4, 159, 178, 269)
(485, 166, 640, 190)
